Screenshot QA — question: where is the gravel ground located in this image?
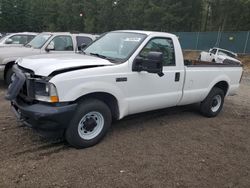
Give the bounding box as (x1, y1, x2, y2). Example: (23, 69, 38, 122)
(0, 73, 250, 188)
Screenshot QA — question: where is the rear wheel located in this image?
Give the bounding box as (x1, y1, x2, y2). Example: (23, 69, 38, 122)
(200, 87, 225, 117)
(65, 99, 111, 148)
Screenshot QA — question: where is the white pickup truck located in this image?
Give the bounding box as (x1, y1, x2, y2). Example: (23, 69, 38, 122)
(199, 47, 241, 64)
(6, 30, 243, 148)
(0, 32, 98, 85)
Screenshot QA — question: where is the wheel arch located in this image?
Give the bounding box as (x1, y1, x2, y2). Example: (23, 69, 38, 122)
(212, 81, 229, 96)
(75, 92, 120, 121)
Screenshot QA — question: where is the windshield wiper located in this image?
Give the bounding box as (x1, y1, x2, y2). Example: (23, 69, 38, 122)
(88, 52, 120, 63)
(90, 53, 108, 60)
(25, 44, 32, 48)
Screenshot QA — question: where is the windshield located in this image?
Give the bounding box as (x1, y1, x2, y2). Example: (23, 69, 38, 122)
(84, 32, 147, 62)
(0, 35, 10, 43)
(26, 34, 52, 49)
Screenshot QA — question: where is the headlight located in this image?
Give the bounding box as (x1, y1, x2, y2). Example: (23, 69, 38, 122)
(34, 81, 59, 103)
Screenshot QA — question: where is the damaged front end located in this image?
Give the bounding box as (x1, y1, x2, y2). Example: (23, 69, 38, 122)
(5, 64, 77, 137)
(6, 64, 59, 103)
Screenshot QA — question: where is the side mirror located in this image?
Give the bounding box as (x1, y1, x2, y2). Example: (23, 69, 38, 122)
(5, 38, 13, 44)
(132, 51, 164, 77)
(46, 42, 55, 52)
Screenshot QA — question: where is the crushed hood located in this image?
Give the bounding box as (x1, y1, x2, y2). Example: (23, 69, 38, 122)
(18, 53, 114, 76)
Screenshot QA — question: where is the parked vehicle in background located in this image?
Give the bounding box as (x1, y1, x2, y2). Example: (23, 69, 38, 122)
(0, 32, 38, 47)
(6, 30, 243, 148)
(199, 47, 241, 64)
(0, 32, 98, 84)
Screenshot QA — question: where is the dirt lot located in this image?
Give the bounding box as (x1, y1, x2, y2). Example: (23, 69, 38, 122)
(0, 65, 250, 187)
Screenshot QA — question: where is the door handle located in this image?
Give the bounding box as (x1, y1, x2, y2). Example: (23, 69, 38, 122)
(175, 72, 180, 82)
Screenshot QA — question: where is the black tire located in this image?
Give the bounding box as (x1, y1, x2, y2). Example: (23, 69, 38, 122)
(5, 67, 14, 86)
(200, 87, 225, 118)
(65, 99, 112, 148)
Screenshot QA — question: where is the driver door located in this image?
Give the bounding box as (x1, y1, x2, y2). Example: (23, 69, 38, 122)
(126, 37, 184, 115)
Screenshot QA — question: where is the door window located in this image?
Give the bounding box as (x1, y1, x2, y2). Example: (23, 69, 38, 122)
(49, 36, 73, 51)
(139, 38, 175, 66)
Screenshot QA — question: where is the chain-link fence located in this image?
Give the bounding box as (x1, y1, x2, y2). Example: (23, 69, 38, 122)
(173, 31, 250, 54)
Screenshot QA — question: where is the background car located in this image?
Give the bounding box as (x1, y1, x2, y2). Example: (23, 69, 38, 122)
(0, 32, 38, 47)
(199, 47, 241, 64)
(0, 32, 98, 85)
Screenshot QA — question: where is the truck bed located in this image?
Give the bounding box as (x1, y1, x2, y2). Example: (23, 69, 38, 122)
(178, 59, 242, 106)
(184, 59, 242, 67)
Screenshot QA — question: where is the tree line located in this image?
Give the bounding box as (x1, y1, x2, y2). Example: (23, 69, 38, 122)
(0, 0, 249, 33)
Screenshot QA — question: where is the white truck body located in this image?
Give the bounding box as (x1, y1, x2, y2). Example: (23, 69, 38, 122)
(17, 31, 242, 118)
(6, 30, 243, 148)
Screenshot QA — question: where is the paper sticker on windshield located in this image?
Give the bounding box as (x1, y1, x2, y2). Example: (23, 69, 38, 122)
(124, 38, 141, 42)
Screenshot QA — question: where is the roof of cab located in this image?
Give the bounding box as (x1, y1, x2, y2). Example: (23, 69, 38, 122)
(213, 47, 237, 55)
(39, 32, 98, 39)
(6, 32, 38, 36)
(112, 30, 176, 37)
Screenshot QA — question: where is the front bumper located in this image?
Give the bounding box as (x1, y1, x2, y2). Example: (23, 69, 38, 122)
(0, 64, 5, 80)
(11, 99, 77, 131)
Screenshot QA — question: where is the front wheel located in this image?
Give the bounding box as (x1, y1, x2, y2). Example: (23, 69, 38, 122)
(200, 87, 225, 117)
(65, 99, 112, 148)
(5, 67, 14, 86)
